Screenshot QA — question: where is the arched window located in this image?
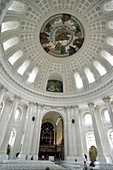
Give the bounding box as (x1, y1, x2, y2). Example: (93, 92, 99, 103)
(94, 61, 107, 76)
(74, 72, 83, 88)
(107, 37, 113, 46)
(8, 50, 23, 65)
(101, 50, 113, 66)
(15, 109, 20, 120)
(0, 101, 4, 117)
(84, 114, 92, 125)
(84, 68, 95, 83)
(9, 128, 16, 147)
(15, 107, 22, 121)
(86, 132, 96, 150)
(107, 129, 113, 148)
(8, 1, 25, 13)
(109, 130, 113, 145)
(28, 67, 38, 83)
(1, 21, 19, 33)
(17, 60, 29, 75)
(104, 1, 113, 12)
(3, 37, 19, 51)
(103, 110, 110, 122)
(108, 21, 113, 29)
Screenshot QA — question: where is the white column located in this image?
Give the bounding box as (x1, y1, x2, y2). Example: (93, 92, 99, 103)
(88, 103, 106, 162)
(71, 106, 76, 156)
(63, 107, 68, 159)
(95, 106, 112, 163)
(0, 96, 20, 160)
(11, 105, 27, 159)
(103, 97, 113, 127)
(74, 106, 84, 161)
(20, 102, 34, 159)
(66, 106, 73, 160)
(0, 98, 13, 147)
(30, 104, 42, 160)
(0, 85, 7, 105)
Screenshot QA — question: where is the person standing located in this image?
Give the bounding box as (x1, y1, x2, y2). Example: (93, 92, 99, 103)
(84, 154, 87, 161)
(83, 161, 88, 170)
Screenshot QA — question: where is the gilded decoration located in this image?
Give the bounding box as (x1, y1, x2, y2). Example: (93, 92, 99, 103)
(40, 14, 84, 57)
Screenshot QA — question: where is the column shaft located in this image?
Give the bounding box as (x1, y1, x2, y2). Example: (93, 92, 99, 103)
(30, 104, 42, 159)
(88, 103, 105, 161)
(103, 97, 113, 127)
(0, 86, 7, 105)
(11, 105, 27, 158)
(0, 99, 12, 147)
(74, 106, 83, 160)
(20, 102, 34, 158)
(0, 96, 20, 156)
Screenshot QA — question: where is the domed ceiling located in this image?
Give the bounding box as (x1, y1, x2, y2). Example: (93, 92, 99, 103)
(0, 0, 113, 105)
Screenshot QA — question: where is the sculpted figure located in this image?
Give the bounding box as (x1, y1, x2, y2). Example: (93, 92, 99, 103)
(89, 145, 97, 161)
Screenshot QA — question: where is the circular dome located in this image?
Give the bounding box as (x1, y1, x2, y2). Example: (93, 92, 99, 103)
(0, 0, 113, 105)
(40, 13, 84, 57)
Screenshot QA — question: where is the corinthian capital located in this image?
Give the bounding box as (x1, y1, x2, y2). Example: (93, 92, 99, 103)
(103, 96, 111, 103)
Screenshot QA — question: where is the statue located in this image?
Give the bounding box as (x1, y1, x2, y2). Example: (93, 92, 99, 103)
(89, 145, 97, 161)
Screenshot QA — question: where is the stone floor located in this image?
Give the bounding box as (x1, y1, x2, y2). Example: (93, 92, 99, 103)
(60, 160, 113, 170)
(0, 160, 66, 170)
(0, 160, 113, 170)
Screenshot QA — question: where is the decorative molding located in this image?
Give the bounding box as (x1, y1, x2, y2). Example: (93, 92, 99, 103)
(1, 61, 113, 105)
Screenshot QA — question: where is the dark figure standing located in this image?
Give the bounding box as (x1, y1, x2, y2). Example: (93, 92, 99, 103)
(84, 154, 87, 161)
(89, 161, 95, 170)
(83, 161, 88, 170)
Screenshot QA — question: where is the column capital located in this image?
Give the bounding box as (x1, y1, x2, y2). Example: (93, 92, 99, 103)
(6, 97, 13, 104)
(28, 102, 35, 106)
(88, 103, 94, 108)
(64, 106, 71, 113)
(94, 105, 99, 110)
(14, 95, 21, 101)
(74, 105, 79, 110)
(0, 85, 7, 92)
(102, 96, 111, 103)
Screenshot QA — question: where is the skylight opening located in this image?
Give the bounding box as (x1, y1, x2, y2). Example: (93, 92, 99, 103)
(74, 72, 83, 89)
(108, 21, 113, 29)
(8, 1, 25, 12)
(101, 50, 113, 66)
(8, 50, 23, 65)
(3, 37, 19, 51)
(1, 21, 19, 33)
(107, 37, 113, 46)
(28, 67, 38, 83)
(84, 68, 95, 83)
(17, 60, 29, 75)
(104, 1, 113, 11)
(94, 61, 107, 76)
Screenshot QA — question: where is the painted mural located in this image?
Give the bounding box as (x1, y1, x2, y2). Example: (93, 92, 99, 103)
(40, 14, 84, 57)
(46, 80, 63, 93)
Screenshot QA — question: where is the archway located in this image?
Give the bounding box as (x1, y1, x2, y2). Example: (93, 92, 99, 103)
(39, 111, 64, 160)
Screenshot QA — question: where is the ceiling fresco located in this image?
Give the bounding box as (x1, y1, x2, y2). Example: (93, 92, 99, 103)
(40, 13, 84, 58)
